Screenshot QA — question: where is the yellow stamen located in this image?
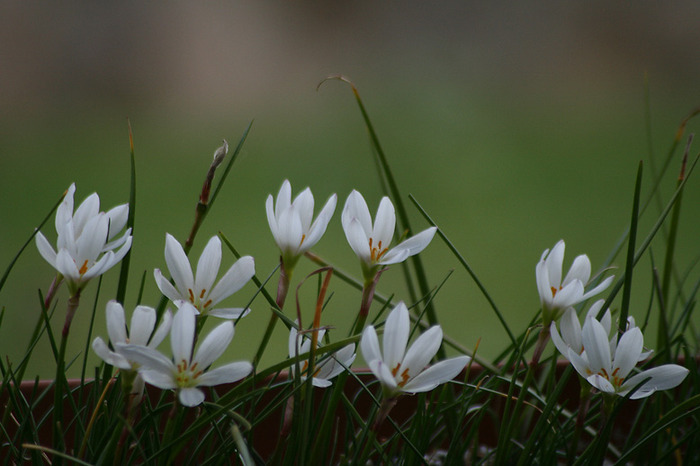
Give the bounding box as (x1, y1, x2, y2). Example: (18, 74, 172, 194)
(188, 289, 195, 303)
(199, 289, 206, 299)
(79, 260, 89, 276)
(299, 233, 306, 247)
(391, 363, 401, 377)
(398, 368, 411, 387)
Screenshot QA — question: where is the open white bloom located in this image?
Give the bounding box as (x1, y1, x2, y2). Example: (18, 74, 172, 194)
(92, 300, 172, 370)
(154, 234, 255, 319)
(92, 301, 172, 395)
(266, 180, 337, 271)
(36, 183, 133, 294)
(288, 325, 356, 388)
(536, 239, 613, 324)
(118, 303, 253, 407)
(568, 317, 688, 399)
(361, 302, 469, 397)
(342, 190, 437, 280)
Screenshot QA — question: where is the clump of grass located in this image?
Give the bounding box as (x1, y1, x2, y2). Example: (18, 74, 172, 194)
(1, 80, 699, 465)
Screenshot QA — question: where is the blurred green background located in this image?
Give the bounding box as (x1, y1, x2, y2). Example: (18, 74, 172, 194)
(1, 2, 700, 378)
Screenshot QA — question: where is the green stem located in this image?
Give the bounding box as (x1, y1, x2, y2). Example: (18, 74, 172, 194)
(252, 258, 290, 367)
(529, 324, 551, 370)
(53, 290, 81, 459)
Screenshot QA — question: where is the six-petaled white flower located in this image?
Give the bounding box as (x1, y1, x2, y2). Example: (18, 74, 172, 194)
(536, 239, 613, 325)
(154, 234, 255, 319)
(568, 316, 688, 399)
(266, 179, 337, 272)
(118, 303, 253, 407)
(92, 301, 172, 394)
(92, 300, 172, 370)
(361, 302, 469, 398)
(342, 190, 437, 281)
(35, 183, 133, 294)
(288, 325, 356, 388)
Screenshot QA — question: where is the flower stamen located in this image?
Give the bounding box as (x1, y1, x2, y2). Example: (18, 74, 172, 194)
(79, 260, 89, 276)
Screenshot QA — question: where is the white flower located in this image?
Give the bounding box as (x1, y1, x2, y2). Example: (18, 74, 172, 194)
(568, 317, 688, 399)
(342, 190, 437, 280)
(92, 300, 172, 371)
(266, 180, 337, 271)
(360, 302, 469, 397)
(118, 303, 253, 407)
(154, 234, 255, 319)
(288, 325, 356, 388)
(35, 183, 133, 294)
(536, 239, 613, 324)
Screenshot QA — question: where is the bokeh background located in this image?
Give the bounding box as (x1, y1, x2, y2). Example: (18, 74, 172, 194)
(2, 2, 700, 378)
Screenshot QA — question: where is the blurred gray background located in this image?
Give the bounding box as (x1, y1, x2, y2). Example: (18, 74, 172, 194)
(2, 2, 699, 377)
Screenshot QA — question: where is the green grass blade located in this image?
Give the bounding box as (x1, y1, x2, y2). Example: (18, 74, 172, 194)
(616, 161, 643, 333)
(115, 120, 137, 304)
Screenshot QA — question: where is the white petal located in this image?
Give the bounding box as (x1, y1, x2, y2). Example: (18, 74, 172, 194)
(401, 326, 443, 380)
(303, 194, 337, 251)
(345, 218, 372, 263)
(342, 190, 373, 236)
(164, 233, 194, 297)
(197, 361, 253, 386)
(140, 369, 177, 390)
(154, 268, 184, 302)
(380, 227, 436, 265)
(372, 197, 396, 246)
(117, 344, 175, 375)
(129, 305, 157, 346)
(35, 232, 58, 268)
(207, 307, 251, 319)
(568, 348, 592, 379)
(293, 187, 315, 231)
(581, 318, 611, 374)
(55, 249, 80, 281)
(562, 254, 591, 287)
(360, 326, 382, 364)
(105, 300, 127, 345)
(194, 321, 234, 369)
(104, 204, 129, 240)
(621, 365, 689, 399)
(266, 195, 280, 243)
(92, 337, 131, 370)
(274, 180, 292, 217)
(149, 309, 173, 348)
(206, 256, 255, 308)
(194, 236, 222, 300)
(546, 240, 566, 288)
(587, 374, 615, 394)
(552, 280, 584, 310)
(581, 275, 614, 302)
(171, 304, 196, 364)
(383, 303, 410, 370)
(55, 183, 76, 231)
(401, 356, 469, 393)
(179, 388, 206, 407)
(559, 307, 582, 353)
(369, 359, 397, 391)
(535, 260, 552, 309)
(73, 192, 100, 234)
(612, 327, 643, 379)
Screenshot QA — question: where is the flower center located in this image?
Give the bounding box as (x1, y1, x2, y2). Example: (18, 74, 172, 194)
(175, 359, 203, 388)
(369, 238, 389, 262)
(391, 363, 411, 388)
(188, 288, 212, 311)
(550, 286, 562, 298)
(587, 367, 625, 388)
